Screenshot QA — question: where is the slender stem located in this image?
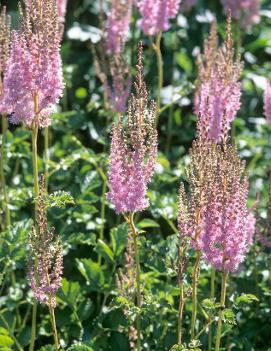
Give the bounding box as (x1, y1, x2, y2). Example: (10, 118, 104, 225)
(215, 271, 228, 351)
(190, 251, 201, 340)
(0, 116, 10, 229)
(208, 268, 216, 351)
(128, 212, 141, 351)
(29, 95, 40, 351)
(152, 32, 163, 127)
(44, 127, 49, 191)
(49, 306, 59, 350)
(178, 281, 185, 344)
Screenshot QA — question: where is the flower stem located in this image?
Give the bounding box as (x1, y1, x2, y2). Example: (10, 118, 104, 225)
(0, 115, 10, 229)
(129, 212, 141, 351)
(215, 271, 228, 351)
(152, 31, 163, 127)
(190, 251, 201, 340)
(49, 306, 59, 350)
(178, 281, 185, 344)
(208, 268, 216, 351)
(29, 95, 40, 351)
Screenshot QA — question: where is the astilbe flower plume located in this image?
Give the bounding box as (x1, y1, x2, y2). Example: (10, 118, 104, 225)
(195, 16, 242, 142)
(202, 144, 251, 272)
(220, 0, 260, 29)
(57, 0, 67, 23)
(28, 176, 63, 308)
(1, 0, 64, 127)
(106, 0, 132, 54)
(264, 81, 271, 124)
(137, 0, 180, 36)
(107, 42, 158, 214)
(0, 6, 11, 112)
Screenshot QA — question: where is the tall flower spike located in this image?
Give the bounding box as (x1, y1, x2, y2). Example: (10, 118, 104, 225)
(57, 0, 67, 23)
(195, 15, 242, 142)
(1, 0, 64, 128)
(220, 0, 260, 29)
(202, 144, 251, 272)
(106, 0, 132, 54)
(105, 55, 131, 113)
(264, 80, 271, 124)
(28, 175, 63, 308)
(137, 0, 180, 36)
(107, 42, 158, 214)
(0, 6, 11, 112)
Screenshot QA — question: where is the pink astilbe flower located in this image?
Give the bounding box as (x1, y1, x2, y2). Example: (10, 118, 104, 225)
(264, 81, 271, 124)
(57, 0, 67, 23)
(107, 43, 158, 214)
(106, 0, 132, 54)
(180, 0, 196, 11)
(220, 0, 260, 29)
(202, 145, 250, 272)
(28, 176, 63, 308)
(1, 0, 64, 128)
(195, 17, 242, 142)
(245, 212, 256, 248)
(0, 6, 11, 114)
(137, 0, 180, 36)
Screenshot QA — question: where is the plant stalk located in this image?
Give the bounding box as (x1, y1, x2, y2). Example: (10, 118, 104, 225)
(178, 281, 185, 344)
(152, 31, 163, 127)
(49, 306, 59, 350)
(129, 212, 141, 351)
(215, 271, 228, 351)
(208, 268, 216, 351)
(0, 115, 10, 229)
(190, 251, 201, 339)
(44, 127, 49, 190)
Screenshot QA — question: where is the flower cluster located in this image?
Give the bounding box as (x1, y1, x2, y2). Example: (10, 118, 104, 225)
(107, 42, 158, 214)
(220, 0, 260, 29)
(28, 176, 63, 308)
(137, 0, 180, 36)
(106, 0, 132, 54)
(0, 6, 10, 110)
(264, 81, 271, 124)
(195, 16, 242, 142)
(57, 0, 67, 23)
(1, 0, 64, 127)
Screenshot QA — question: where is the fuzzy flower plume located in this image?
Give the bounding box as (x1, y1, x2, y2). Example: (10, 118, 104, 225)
(264, 81, 271, 124)
(220, 0, 260, 29)
(202, 145, 250, 272)
(57, 0, 67, 23)
(178, 136, 219, 251)
(28, 176, 63, 308)
(107, 42, 158, 214)
(106, 0, 132, 54)
(137, 0, 180, 36)
(0, 6, 11, 112)
(195, 16, 242, 142)
(1, 0, 64, 128)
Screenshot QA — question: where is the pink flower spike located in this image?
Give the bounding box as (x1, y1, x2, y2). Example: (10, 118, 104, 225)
(264, 81, 271, 124)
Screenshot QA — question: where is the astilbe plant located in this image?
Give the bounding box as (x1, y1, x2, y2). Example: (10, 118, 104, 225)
(28, 176, 63, 350)
(220, 0, 260, 29)
(1, 0, 64, 127)
(108, 42, 157, 351)
(264, 80, 271, 124)
(195, 16, 242, 142)
(106, 0, 132, 54)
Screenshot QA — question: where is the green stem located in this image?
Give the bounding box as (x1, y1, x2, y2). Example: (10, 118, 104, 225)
(208, 268, 216, 351)
(44, 127, 49, 191)
(29, 95, 40, 351)
(190, 251, 201, 340)
(129, 212, 141, 351)
(178, 281, 185, 345)
(0, 116, 10, 229)
(49, 306, 59, 350)
(215, 271, 228, 351)
(152, 32, 163, 127)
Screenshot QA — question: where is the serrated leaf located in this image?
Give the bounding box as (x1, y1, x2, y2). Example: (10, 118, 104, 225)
(110, 224, 127, 257)
(76, 259, 104, 291)
(41, 191, 75, 208)
(59, 279, 81, 307)
(235, 294, 259, 305)
(67, 344, 94, 351)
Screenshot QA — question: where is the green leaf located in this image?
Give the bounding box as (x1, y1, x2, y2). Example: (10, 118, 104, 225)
(59, 279, 81, 307)
(235, 294, 259, 305)
(110, 224, 127, 257)
(0, 334, 14, 348)
(95, 239, 114, 262)
(76, 259, 104, 291)
(137, 219, 160, 229)
(41, 191, 75, 208)
(223, 309, 236, 325)
(201, 298, 219, 310)
(67, 344, 94, 351)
